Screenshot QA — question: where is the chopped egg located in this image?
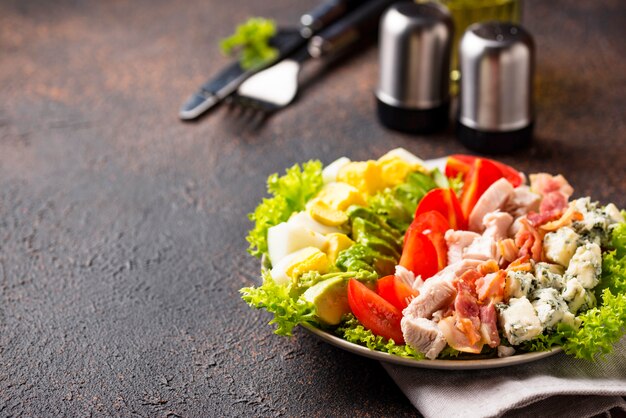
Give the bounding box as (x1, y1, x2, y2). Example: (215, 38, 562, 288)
(322, 157, 351, 184)
(288, 211, 343, 235)
(313, 182, 366, 211)
(325, 233, 354, 264)
(379, 147, 425, 167)
(270, 247, 329, 286)
(336, 160, 385, 195)
(308, 200, 349, 227)
(267, 222, 328, 266)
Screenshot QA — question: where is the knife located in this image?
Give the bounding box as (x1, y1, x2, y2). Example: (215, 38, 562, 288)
(179, 0, 374, 120)
(235, 0, 398, 109)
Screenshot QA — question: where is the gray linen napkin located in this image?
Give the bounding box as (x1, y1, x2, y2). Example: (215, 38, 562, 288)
(382, 337, 626, 418)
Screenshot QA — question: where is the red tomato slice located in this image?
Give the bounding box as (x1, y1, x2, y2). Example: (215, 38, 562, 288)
(445, 155, 473, 179)
(409, 211, 450, 270)
(446, 154, 523, 187)
(459, 159, 504, 218)
(347, 279, 404, 343)
(415, 188, 467, 231)
(377, 275, 419, 311)
(399, 225, 439, 280)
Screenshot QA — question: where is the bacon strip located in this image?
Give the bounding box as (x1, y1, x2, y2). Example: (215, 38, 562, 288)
(539, 205, 584, 232)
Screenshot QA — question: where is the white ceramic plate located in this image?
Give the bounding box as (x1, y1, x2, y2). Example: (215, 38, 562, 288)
(302, 323, 562, 370)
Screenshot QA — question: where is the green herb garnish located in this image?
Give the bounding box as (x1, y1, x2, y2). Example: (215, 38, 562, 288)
(220, 17, 279, 70)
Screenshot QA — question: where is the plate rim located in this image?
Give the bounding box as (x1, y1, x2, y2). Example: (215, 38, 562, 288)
(301, 323, 563, 370)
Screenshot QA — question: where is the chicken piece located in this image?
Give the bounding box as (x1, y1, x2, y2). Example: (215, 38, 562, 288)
(508, 216, 524, 237)
(421, 259, 483, 288)
(469, 178, 515, 232)
(401, 317, 448, 360)
(483, 211, 514, 241)
(504, 185, 541, 217)
(403, 279, 457, 320)
(479, 301, 501, 348)
(463, 236, 496, 261)
(445, 230, 480, 265)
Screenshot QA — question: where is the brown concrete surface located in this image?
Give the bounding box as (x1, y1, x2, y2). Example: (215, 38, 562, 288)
(0, 0, 624, 416)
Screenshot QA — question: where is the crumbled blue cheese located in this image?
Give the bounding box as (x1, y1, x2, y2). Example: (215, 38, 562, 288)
(604, 203, 625, 224)
(565, 242, 601, 289)
(571, 198, 620, 247)
(534, 262, 566, 290)
(561, 278, 587, 314)
(497, 297, 543, 345)
(530, 288, 579, 330)
(543, 227, 580, 267)
(505, 270, 535, 299)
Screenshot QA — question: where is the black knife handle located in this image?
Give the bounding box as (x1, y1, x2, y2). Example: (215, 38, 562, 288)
(308, 0, 399, 57)
(300, 0, 374, 37)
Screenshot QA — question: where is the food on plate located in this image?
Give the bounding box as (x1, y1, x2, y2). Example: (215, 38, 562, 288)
(241, 149, 626, 361)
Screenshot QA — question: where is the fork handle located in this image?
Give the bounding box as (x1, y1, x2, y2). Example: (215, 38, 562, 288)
(308, 0, 399, 58)
(300, 0, 376, 38)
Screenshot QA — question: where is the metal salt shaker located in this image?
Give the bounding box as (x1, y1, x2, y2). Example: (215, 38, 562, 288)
(457, 21, 535, 153)
(376, 2, 454, 134)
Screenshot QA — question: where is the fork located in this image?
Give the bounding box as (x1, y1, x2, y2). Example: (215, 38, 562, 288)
(232, 0, 399, 113)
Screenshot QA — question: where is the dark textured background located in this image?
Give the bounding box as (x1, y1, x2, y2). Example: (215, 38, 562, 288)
(0, 0, 625, 416)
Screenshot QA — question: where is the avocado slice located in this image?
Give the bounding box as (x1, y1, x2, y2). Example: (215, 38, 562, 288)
(303, 277, 351, 326)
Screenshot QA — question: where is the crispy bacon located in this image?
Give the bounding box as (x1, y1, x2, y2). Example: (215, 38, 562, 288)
(475, 270, 505, 303)
(479, 301, 500, 348)
(497, 239, 519, 266)
(507, 255, 533, 272)
(529, 173, 574, 197)
(515, 218, 543, 262)
(540, 205, 584, 232)
(539, 191, 569, 214)
(478, 259, 500, 275)
(527, 209, 563, 227)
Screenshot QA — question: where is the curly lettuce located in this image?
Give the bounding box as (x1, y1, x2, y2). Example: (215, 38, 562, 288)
(336, 314, 425, 360)
(246, 161, 323, 257)
(240, 271, 317, 336)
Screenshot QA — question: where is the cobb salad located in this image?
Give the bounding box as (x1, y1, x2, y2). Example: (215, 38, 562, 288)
(241, 149, 626, 361)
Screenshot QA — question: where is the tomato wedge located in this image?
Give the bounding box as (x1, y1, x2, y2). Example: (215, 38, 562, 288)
(399, 224, 439, 279)
(377, 275, 419, 311)
(409, 211, 450, 270)
(446, 154, 523, 187)
(459, 159, 504, 218)
(347, 279, 404, 343)
(415, 188, 467, 231)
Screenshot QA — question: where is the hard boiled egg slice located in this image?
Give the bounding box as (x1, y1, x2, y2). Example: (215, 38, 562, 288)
(267, 222, 328, 266)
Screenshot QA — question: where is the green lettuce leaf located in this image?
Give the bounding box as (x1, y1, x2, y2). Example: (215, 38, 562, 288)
(246, 160, 323, 257)
(367, 171, 437, 232)
(240, 271, 317, 336)
(336, 314, 425, 360)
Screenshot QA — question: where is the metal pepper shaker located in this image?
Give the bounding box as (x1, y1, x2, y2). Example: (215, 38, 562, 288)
(457, 22, 535, 153)
(376, 1, 454, 134)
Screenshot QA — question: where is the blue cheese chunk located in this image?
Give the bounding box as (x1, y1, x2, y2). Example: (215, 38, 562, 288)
(561, 278, 587, 314)
(497, 297, 543, 345)
(530, 288, 579, 330)
(565, 243, 601, 289)
(543, 227, 579, 267)
(534, 262, 566, 290)
(505, 270, 535, 299)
